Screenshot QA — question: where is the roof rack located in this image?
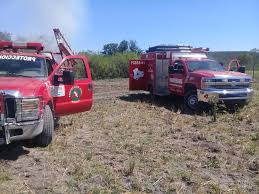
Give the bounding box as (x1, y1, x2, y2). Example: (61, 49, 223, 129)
(147, 45, 193, 52)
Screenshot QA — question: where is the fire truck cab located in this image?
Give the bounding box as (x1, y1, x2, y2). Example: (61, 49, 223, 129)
(0, 29, 93, 147)
(129, 45, 253, 112)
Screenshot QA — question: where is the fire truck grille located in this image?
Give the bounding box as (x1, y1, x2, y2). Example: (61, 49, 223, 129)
(5, 98, 16, 119)
(212, 84, 250, 90)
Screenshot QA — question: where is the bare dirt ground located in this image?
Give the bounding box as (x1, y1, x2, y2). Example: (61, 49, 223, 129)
(0, 79, 258, 194)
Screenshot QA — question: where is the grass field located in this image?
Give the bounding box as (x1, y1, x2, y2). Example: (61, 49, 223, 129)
(247, 70, 259, 82)
(0, 79, 258, 194)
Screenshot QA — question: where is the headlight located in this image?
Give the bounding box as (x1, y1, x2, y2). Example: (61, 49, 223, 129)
(201, 78, 214, 88)
(16, 97, 42, 121)
(244, 78, 253, 87)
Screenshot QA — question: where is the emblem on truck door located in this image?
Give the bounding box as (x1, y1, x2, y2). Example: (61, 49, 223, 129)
(133, 68, 144, 80)
(69, 86, 82, 102)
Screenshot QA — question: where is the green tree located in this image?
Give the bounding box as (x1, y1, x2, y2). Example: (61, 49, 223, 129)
(238, 54, 253, 66)
(102, 43, 118, 55)
(129, 40, 141, 53)
(117, 40, 128, 53)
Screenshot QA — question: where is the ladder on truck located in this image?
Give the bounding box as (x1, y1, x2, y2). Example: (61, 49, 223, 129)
(53, 28, 74, 57)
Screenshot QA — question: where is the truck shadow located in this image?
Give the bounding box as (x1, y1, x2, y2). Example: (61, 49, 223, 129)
(119, 93, 235, 115)
(119, 93, 185, 113)
(0, 142, 29, 161)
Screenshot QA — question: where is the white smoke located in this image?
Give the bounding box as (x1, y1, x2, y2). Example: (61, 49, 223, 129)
(2, 0, 88, 51)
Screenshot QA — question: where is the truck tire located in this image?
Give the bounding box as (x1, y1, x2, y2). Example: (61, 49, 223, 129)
(34, 105, 54, 147)
(184, 90, 200, 113)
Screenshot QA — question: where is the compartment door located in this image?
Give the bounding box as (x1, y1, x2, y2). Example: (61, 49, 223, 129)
(129, 60, 148, 90)
(155, 53, 170, 95)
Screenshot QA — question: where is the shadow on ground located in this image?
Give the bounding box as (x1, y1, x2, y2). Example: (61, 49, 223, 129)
(119, 93, 238, 115)
(0, 142, 29, 161)
(119, 93, 185, 113)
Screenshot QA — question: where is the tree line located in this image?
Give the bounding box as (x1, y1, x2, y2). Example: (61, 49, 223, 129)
(79, 40, 142, 79)
(102, 40, 142, 55)
(0, 31, 258, 79)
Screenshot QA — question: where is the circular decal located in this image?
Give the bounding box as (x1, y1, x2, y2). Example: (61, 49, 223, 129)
(69, 86, 82, 102)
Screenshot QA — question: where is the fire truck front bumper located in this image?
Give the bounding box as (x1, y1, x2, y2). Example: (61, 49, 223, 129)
(0, 119, 44, 145)
(197, 88, 254, 104)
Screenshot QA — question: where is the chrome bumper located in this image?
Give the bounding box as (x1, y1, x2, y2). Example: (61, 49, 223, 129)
(0, 119, 43, 145)
(197, 88, 254, 103)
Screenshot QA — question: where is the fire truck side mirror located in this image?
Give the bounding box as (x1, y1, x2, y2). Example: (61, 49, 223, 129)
(53, 71, 75, 85)
(178, 69, 184, 74)
(62, 71, 75, 85)
(238, 66, 246, 73)
(53, 74, 59, 85)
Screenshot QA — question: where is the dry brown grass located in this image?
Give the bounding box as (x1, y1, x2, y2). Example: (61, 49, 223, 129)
(0, 79, 258, 194)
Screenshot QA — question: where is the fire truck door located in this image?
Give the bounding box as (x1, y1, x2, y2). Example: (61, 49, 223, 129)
(50, 56, 93, 116)
(168, 61, 185, 95)
(155, 56, 170, 95)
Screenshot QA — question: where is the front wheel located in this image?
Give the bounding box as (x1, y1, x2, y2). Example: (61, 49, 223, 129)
(34, 105, 54, 147)
(184, 90, 200, 113)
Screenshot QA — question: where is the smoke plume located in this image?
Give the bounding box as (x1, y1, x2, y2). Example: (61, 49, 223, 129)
(1, 0, 88, 51)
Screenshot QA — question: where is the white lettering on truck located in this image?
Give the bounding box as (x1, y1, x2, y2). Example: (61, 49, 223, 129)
(130, 60, 145, 65)
(0, 55, 36, 62)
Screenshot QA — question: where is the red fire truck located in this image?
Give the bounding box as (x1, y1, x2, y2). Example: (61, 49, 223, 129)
(0, 29, 93, 147)
(129, 45, 253, 112)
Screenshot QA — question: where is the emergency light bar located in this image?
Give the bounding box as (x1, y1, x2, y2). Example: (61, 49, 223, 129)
(0, 41, 12, 49)
(147, 45, 193, 52)
(192, 47, 209, 53)
(147, 45, 210, 53)
(0, 41, 44, 52)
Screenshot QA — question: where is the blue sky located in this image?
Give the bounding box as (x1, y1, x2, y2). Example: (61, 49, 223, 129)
(1, 0, 259, 51)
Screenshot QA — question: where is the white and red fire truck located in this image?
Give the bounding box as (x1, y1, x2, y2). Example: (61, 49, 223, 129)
(129, 45, 253, 112)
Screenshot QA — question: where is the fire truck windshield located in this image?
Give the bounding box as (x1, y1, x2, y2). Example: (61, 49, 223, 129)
(187, 60, 224, 72)
(0, 55, 47, 78)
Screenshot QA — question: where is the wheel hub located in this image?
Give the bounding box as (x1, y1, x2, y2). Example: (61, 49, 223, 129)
(188, 95, 198, 109)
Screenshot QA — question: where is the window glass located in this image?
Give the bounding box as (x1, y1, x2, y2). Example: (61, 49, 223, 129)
(187, 60, 224, 72)
(0, 55, 47, 77)
(56, 58, 87, 79)
(46, 59, 53, 75)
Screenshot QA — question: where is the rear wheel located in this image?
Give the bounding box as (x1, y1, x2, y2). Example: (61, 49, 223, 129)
(34, 105, 54, 147)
